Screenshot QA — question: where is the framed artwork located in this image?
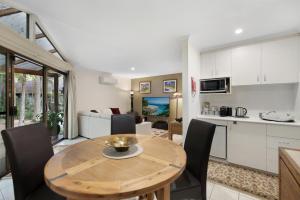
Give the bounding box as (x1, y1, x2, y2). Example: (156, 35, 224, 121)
(139, 81, 151, 94)
(163, 79, 177, 93)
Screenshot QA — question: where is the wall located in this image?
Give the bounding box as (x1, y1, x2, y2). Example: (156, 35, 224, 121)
(182, 37, 201, 136)
(131, 73, 182, 122)
(75, 67, 131, 113)
(295, 72, 300, 119)
(201, 84, 299, 117)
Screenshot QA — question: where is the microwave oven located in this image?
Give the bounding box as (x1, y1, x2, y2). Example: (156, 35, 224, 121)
(200, 77, 231, 94)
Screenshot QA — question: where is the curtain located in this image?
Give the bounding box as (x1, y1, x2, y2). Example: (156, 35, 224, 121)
(65, 70, 78, 139)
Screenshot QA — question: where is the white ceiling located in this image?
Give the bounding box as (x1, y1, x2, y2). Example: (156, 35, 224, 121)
(7, 0, 300, 78)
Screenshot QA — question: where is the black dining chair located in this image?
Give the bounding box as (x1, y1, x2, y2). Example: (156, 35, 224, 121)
(171, 119, 216, 200)
(1, 123, 65, 200)
(111, 114, 136, 135)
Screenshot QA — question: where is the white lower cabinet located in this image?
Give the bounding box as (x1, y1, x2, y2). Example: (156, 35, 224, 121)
(266, 125, 300, 173)
(227, 121, 267, 171)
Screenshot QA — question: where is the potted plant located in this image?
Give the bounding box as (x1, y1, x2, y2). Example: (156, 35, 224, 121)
(38, 111, 64, 139)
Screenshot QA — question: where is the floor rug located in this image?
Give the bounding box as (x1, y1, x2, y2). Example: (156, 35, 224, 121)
(208, 160, 279, 200)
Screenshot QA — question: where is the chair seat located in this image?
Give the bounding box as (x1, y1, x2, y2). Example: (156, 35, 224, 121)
(171, 169, 203, 200)
(26, 184, 66, 200)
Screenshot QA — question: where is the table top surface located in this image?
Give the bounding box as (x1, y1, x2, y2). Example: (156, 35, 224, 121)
(44, 134, 186, 199)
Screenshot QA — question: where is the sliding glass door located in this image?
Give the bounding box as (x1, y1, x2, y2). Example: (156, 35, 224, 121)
(0, 50, 68, 177)
(0, 51, 7, 176)
(47, 70, 66, 142)
(13, 57, 44, 127)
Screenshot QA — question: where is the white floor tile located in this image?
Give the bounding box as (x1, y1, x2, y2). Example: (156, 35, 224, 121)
(239, 192, 262, 200)
(1, 185, 14, 200)
(210, 184, 239, 200)
(55, 137, 87, 146)
(207, 181, 215, 199)
(0, 191, 4, 200)
(0, 178, 12, 190)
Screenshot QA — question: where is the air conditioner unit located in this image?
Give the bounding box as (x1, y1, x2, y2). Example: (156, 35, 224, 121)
(99, 74, 118, 85)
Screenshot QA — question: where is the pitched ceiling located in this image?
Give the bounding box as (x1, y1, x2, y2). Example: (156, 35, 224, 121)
(7, 0, 300, 78)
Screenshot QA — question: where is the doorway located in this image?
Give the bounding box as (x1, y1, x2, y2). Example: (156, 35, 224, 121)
(0, 49, 68, 177)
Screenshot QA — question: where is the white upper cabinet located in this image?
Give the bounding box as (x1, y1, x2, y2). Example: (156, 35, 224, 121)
(215, 49, 232, 77)
(200, 36, 300, 84)
(200, 52, 215, 78)
(232, 44, 262, 86)
(200, 49, 232, 79)
(262, 37, 300, 84)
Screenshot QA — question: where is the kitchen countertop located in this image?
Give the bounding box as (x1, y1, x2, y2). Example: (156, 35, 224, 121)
(197, 114, 300, 127)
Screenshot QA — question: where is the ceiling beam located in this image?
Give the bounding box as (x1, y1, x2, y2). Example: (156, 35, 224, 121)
(49, 49, 57, 54)
(35, 33, 45, 39)
(14, 49, 57, 65)
(0, 8, 21, 17)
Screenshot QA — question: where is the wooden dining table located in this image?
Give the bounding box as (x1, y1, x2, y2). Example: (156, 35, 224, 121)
(44, 134, 186, 200)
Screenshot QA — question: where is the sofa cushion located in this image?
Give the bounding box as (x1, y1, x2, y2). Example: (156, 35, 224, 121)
(110, 108, 121, 114)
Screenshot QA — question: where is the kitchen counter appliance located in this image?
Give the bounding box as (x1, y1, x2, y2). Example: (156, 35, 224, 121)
(220, 106, 232, 117)
(200, 77, 231, 94)
(235, 107, 247, 118)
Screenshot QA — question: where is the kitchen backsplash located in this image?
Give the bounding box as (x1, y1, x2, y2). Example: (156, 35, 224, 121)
(200, 83, 299, 117)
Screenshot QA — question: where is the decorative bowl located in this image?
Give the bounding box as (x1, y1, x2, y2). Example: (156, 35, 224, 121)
(105, 136, 137, 152)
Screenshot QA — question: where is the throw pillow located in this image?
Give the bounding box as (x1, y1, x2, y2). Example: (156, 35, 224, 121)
(110, 108, 121, 114)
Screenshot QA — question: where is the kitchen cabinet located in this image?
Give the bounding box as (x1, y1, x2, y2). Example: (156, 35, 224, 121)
(200, 49, 232, 78)
(203, 35, 300, 85)
(231, 44, 262, 86)
(266, 125, 300, 173)
(227, 121, 267, 171)
(215, 49, 232, 77)
(200, 52, 215, 78)
(262, 37, 300, 84)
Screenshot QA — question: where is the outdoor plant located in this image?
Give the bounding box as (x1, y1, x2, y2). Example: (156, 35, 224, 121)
(38, 111, 64, 135)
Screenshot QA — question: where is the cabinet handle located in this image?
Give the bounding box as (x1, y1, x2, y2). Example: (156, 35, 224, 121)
(257, 76, 260, 82)
(264, 75, 267, 82)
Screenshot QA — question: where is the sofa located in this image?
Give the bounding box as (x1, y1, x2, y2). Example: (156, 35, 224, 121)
(78, 109, 152, 139)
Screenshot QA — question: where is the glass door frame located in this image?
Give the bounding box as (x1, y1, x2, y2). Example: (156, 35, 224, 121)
(0, 46, 68, 138)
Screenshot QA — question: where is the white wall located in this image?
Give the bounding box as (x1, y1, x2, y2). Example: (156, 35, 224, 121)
(201, 84, 299, 117)
(75, 67, 131, 113)
(182, 37, 201, 136)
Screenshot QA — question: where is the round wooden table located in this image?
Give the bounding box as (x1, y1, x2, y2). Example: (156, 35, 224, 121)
(44, 134, 186, 200)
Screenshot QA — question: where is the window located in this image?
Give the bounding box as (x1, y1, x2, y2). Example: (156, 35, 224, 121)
(0, 3, 28, 38)
(35, 24, 64, 60)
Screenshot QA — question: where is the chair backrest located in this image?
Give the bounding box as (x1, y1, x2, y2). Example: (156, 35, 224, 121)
(1, 123, 54, 200)
(111, 114, 136, 135)
(184, 119, 216, 200)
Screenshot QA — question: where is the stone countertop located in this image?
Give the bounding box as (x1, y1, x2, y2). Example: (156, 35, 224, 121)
(197, 114, 300, 127)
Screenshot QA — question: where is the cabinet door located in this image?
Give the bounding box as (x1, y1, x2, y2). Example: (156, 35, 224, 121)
(200, 52, 215, 78)
(231, 44, 262, 86)
(262, 37, 300, 84)
(227, 121, 267, 171)
(215, 49, 232, 77)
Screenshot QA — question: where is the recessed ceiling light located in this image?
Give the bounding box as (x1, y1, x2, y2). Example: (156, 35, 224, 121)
(235, 28, 243, 35)
(130, 67, 135, 71)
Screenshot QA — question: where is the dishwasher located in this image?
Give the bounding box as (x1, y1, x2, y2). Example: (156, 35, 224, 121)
(210, 124, 227, 159)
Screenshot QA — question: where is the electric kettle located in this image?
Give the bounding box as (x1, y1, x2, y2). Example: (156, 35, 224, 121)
(235, 107, 247, 117)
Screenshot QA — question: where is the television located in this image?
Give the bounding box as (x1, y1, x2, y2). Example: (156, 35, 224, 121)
(142, 97, 170, 117)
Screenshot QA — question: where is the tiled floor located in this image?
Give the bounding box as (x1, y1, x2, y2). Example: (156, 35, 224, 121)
(0, 137, 264, 200)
